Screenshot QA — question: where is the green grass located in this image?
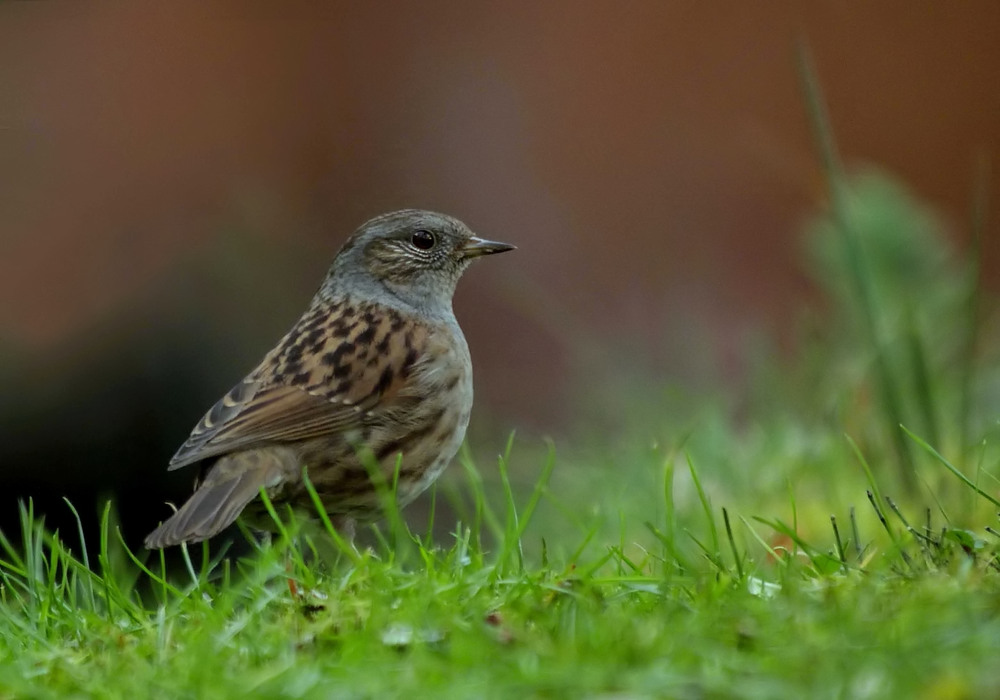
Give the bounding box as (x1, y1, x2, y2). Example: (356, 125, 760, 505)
(2, 429, 1000, 699)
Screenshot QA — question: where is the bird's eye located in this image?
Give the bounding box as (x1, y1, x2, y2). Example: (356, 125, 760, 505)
(410, 229, 437, 251)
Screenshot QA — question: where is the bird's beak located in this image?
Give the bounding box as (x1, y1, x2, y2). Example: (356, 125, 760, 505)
(461, 236, 516, 259)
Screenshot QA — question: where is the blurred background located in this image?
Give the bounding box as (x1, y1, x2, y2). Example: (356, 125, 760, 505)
(2, 2, 999, 549)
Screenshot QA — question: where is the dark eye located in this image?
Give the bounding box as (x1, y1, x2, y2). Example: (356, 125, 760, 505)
(410, 229, 436, 251)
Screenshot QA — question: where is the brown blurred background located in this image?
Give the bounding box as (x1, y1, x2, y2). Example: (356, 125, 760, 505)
(1, 2, 998, 544)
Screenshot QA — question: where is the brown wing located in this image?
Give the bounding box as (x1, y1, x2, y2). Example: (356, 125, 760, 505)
(167, 298, 429, 470)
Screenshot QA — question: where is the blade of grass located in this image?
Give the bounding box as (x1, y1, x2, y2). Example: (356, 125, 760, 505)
(723, 508, 744, 579)
(958, 155, 990, 458)
(114, 528, 185, 599)
(496, 437, 522, 575)
(62, 498, 96, 611)
(846, 435, 888, 513)
(903, 425, 1000, 508)
(831, 515, 848, 571)
(686, 453, 719, 562)
(797, 39, 916, 491)
(904, 308, 940, 449)
(459, 444, 504, 549)
(301, 467, 363, 566)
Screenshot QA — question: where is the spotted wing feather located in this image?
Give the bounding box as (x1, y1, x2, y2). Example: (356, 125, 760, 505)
(168, 299, 429, 471)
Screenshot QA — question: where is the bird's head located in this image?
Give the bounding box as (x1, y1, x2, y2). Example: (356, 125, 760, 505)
(324, 210, 515, 316)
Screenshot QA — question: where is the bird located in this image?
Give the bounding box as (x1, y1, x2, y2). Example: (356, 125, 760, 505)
(144, 209, 514, 549)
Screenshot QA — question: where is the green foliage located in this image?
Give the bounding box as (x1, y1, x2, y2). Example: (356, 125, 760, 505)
(1, 439, 1000, 698)
(795, 44, 988, 495)
(802, 171, 980, 480)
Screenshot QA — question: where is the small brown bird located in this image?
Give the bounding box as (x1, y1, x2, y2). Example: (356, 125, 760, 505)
(145, 210, 514, 548)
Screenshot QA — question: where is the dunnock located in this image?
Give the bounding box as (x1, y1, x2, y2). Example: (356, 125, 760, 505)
(145, 210, 514, 548)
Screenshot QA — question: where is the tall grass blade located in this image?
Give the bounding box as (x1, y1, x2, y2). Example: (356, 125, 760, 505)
(903, 425, 1000, 508)
(797, 39, 916, 490)
(958, 155, 990, 457)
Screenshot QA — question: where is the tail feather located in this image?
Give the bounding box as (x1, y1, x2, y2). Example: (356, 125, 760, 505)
(144, 468, 271, 549)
